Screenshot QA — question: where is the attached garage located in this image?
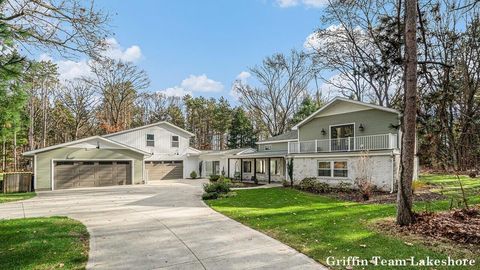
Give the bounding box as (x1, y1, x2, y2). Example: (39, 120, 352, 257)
(54, 161, 132, 190)
(146, 160, 183, 180)
(23, 136, 150, 191)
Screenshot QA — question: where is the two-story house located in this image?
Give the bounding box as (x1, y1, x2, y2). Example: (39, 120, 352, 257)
(23, 122, 200, 190)
(23, 97, 417, 192)
(215, 97, 417, 192)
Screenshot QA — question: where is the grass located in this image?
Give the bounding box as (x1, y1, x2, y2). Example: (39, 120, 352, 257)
(418, 174, 480, 196)
(207, 175, 480, 270)
(0, 192, 36, 203)
(0, 217, 89, 270)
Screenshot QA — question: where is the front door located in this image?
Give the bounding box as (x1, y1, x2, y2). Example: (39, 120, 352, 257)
(330, 124, 354, 151)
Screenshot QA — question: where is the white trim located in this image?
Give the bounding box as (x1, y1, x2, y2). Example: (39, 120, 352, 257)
(23, 136, 151, 156)
(33, 154, 37, 190)
(103, 121, 195, 138)
(256, 139, 297, 145)
(328, 123, 356, 151)
(287, 151, 395, 158)
(317, 160, 349, 179)
(51, 159, 135, 190)
(292, 97, 400, 130)
(51, 159, 54, 191)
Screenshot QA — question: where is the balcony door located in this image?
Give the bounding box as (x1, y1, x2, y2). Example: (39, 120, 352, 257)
(330, 124, 354, 151)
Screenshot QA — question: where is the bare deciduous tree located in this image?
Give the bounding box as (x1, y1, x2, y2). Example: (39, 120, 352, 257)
(0, 0, 110, 57)
(233, 50, 313, 136)
(85, 58, 149, 133)
(57, 80, 97, 139)
(397, 0, 418, 226)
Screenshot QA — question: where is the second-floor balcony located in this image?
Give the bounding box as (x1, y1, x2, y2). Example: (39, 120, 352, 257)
(288, 133, 398, 154)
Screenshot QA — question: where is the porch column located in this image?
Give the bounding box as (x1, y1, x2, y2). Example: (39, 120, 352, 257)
(240, 158, 243, 182)
(227, 158, 230, 178)
(254, 158, 257, 181)
(268, 157, 271, 184)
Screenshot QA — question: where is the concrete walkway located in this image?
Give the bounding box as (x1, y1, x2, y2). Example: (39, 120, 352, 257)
(0, 180, 326, 270)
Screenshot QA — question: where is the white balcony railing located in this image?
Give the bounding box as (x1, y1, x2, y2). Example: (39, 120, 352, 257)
(288, 133, 398, 154)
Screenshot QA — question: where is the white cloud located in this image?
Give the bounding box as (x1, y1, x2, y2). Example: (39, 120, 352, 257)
(180, 74, 223, 92)
(276, 0, 327, 8)
(236, 71, 251, 82)
(158, 86, 192, 97)
(38, 38, 143, 82)
(230, 71, 252, 100)
(102, 37, 143, 62)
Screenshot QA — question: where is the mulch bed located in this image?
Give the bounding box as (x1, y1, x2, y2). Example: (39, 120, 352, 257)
(230, 181, 265, 188)
(373, 207, 480, 257)
(325, 190, 446, 204)
(406, 207, 480, 245)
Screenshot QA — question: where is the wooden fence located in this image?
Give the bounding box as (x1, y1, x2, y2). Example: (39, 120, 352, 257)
(2, 173, 33, 193)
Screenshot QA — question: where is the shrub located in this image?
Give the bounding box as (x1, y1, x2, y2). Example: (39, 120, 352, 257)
(218, 176, 232, 184)
(336, 181, 353, 193)
(202, 192, 219, 200)
(355, 177, 374, 201)
(282, 179, 290, 187)
(203, 181, 230, 194)
(297, 177, 330, 193)
(468, 171, 477, 178)
(251, 176, 258, 185)
(209, 175, 220, 182)
(190, 171, 198, 179)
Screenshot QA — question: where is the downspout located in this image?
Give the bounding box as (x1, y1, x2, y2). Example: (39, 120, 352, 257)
(390, 152, 395, 193)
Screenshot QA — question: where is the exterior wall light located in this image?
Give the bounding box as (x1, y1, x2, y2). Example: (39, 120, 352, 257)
(359, 124, 364, 131)
(321, 128, 326, 135)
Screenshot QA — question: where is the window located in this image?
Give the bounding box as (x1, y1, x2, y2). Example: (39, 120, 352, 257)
(318, 162, 331, 177)
(256, 159, 265, 174)
(213, 161, 220, 175)
(146, 134, 155, 147)
(264, 145, 272, 151)
(81, 161, 94, 165)
(171, 135, 179, 148)
(318, 161, 348, 178)
(243, 161, 252, 173)
(270, 159, 280, 175)
(333, 161, 348, 177)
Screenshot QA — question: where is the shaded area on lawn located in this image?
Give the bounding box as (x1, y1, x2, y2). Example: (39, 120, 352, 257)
(0, 192, 36, 203)
(0, 217, 89, 270)
(208, 187, 479, 270)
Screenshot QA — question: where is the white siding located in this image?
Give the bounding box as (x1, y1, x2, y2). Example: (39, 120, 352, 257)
(106, 123, 191, 157)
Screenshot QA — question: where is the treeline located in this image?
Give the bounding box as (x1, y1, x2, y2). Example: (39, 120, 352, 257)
(1, 0, 480, 173)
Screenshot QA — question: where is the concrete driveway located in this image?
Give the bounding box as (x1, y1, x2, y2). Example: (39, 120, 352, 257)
(0, 180, 326, 270)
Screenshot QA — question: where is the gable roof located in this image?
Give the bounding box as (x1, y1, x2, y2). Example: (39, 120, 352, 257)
(292, 97, 400, 130)
(103, 121, 194, 138)
(23, 136, 151, 156)
(256, 130, 298, 144)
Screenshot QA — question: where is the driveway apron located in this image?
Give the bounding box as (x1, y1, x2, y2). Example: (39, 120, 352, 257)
(0, 180, 327, 270)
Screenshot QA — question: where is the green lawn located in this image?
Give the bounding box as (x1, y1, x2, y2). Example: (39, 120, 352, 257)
(0, 217, 89, 269)
(418, 174, 480, 196)
(207, 175, 480, 270)
(0, 192, 36, 203)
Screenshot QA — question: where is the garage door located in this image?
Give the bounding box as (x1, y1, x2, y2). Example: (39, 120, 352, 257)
(146, 161, 183, 180)
(54, 161, 132, 190)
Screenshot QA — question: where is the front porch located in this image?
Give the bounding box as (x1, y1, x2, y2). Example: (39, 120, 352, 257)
(227, 155, 286, 183)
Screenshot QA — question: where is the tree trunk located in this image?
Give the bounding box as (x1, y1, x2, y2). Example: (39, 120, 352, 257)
(2, 138, 5, 172)
(13, 130, 17, 172)
(29, 98, 35, 151)
(397, 0, 418, 226)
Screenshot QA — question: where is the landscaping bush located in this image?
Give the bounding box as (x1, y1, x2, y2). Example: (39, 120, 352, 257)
(282, 179, 290, 187)
(209, 175, 220, 182)
(202, 192, 219, 200)
(296, 178, 330, 193)
(355, 177, 374, 201)
(336, 181, 353, 193)
(203, 181, 230, 194)
(468, 171, 477, 178)
(190, 171, 198, 179)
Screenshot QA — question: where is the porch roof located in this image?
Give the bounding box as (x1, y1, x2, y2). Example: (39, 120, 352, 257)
(234, 150, 287, 158)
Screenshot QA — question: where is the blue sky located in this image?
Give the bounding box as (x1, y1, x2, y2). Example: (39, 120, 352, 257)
(43, 0, 329, 104)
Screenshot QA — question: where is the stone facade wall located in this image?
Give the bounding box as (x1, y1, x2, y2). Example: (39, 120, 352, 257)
(292, 155, 395, 191)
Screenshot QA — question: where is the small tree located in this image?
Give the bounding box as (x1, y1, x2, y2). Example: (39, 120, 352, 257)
(287, 158, 294, 187)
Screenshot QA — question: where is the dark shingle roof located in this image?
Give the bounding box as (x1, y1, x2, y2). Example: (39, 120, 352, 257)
(258, 130, 298, 143)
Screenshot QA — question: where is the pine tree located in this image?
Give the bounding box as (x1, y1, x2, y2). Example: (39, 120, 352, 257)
(227, 108, 257, 149)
